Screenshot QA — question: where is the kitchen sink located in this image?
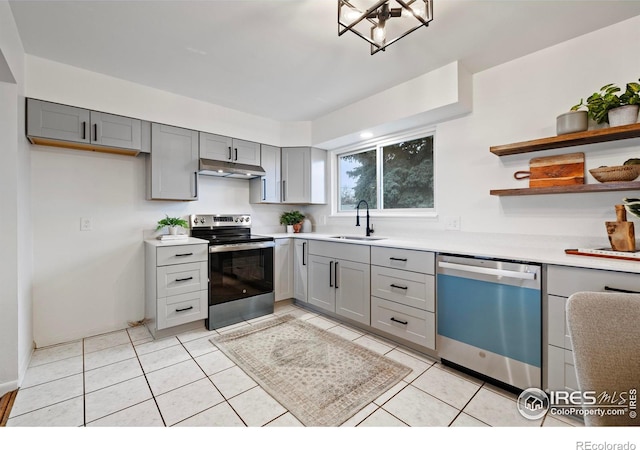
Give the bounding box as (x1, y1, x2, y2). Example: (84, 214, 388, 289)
(329, 235, 386, 241)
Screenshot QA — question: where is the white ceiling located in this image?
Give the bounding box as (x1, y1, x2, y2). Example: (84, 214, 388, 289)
(8, 0, 640, 122)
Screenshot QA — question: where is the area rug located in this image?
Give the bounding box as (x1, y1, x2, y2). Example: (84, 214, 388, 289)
(210, 314, 411, 426)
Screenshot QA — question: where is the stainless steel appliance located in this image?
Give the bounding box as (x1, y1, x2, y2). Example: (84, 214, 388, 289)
(436, 254, 542, 391)
(190, 214, 275, 329)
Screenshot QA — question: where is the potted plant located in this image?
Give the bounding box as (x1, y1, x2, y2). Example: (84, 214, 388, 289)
(583, 79, 640, 127)
(279, 210, 305, 233)
(156, 215, 189, 235)
(556, 100, 588, 135)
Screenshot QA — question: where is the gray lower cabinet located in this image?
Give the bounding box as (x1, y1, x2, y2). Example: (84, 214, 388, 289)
(26, 98, 143, 154)
(250, 144, 281, 203)
(293, 239, 308, 302)
(545, 265, 640, 392)
(307, 241, 370, 325)
(370, 247, 435, 349)
(145, 239, 209, 338)
(148, 123, 199, 201)
(274, 238, 293, 301)
(200, 132, 260, 166)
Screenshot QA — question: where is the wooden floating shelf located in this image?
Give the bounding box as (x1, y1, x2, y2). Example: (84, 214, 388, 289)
(490, 122, 640, 156)
(490, 182, 640, 197)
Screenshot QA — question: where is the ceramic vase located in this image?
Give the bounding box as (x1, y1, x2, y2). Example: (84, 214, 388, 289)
(608, 105, 639, 127)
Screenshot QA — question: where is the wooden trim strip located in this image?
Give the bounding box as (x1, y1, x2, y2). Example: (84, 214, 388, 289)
(0, 390, 18, 427)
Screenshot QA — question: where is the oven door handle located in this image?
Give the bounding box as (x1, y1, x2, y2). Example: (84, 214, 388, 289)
(208, 241, 275, 253)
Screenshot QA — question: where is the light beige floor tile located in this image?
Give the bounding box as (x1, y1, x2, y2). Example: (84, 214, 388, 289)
(353, 335, 395, 355)
(146, 359, 206, 396)
(411, 366, 481, 409)
(155, 378, 225, 426)
(228, 386, 287, 427)
(21, 355, 83, 388)
(374, 380, 408, 406)
(384, 348, 432, 383)
(305, 315, 338, 330)
(84, 330, 130, 353)
(326, 324, 364, 341)
(382, 385, 459, 426)
(9, 374, 83, 417)
(6, 396, 84, 427)
(138, 344, 191, 373)
(134, 336, 180, 356)
(127, 325, 152, 343)
(546, 413, 584, 427)
(176, 326, 217, 343)
(463, 387, 542, 427)
(182, 335, 219, 358)
(85, 376, 153, 423)
(482, 382, 519, 401)
(450, 412, 489, 427)
(84, 342, 137, 371)
(29, 341, 82, 367)
(84, 357, 143, 393)
(433, 362, 483, 385)
(340, 403, 378, 427)
(393, 346, 437, 365)
(195, 349, 236, 376)
(174, 402, 246, 427)
(273, 302, 296, 315)
(358, 408, 408, 427)
(87, 399, 164, 427)
(209, 366, 257, 399)
(247, 313, 277, 324)
(266, 412, 304, 427)
(542, 415, 575, 427)
(214, 321, 251, 334)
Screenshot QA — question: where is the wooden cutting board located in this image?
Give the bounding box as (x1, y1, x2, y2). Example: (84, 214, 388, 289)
(514, 152, 585, 188)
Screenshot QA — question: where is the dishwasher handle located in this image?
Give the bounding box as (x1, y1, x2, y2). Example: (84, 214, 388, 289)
(438, 261, 537, 281)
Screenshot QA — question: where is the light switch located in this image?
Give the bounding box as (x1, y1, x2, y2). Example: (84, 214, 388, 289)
(80, 217, 93, 231)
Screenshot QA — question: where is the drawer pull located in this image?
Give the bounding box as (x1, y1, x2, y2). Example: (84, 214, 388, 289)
(604, 286, 640, 294)
(390, 317, 408, 325)
(175, 253, 193, 257)
(175, 276, 193, 282)
(390, 283, 408, 290)
(176, 306, 194, 313)
(389, 257, 407, 262)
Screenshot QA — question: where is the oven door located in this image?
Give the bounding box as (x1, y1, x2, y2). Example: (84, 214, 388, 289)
(209, 241, 274, 305)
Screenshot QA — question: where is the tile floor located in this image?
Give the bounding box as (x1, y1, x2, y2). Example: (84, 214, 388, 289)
(7, 301, 583, 428)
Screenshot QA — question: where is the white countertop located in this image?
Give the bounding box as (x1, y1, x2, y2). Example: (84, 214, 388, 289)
(268, 231, 640, 274)
(145, 236, 208, 247)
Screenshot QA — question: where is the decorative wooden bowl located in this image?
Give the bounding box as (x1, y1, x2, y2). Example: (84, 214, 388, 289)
(589, 165, 639, 183)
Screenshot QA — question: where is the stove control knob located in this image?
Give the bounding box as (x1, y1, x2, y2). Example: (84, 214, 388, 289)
(200, 218, 205, 224)
(193, 218, 198, 224)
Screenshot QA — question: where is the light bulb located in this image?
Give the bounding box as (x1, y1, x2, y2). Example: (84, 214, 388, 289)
(373, 25, 386, 44)
(341, 6, 360, 23)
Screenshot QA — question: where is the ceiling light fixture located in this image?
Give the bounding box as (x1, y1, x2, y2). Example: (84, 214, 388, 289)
(338, 0, 433, 55)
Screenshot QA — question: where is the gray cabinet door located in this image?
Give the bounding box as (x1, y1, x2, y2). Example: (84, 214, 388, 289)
(91, 112, 141, 150)
(150, 123, 199, 201)
(281, 147, 310, 203)
(27, 98, 90, 143)
(233, 138, 260, 166)
(199, 132, 233, 161)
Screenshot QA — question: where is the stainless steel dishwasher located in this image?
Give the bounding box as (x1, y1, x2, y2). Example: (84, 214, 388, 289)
(436, 254, 542, 391)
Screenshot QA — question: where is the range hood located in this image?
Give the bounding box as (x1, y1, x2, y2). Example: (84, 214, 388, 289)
(199, 158, 266, 179)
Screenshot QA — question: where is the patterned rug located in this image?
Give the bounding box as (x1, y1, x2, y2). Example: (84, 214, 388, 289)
(210, 314, 411, 426)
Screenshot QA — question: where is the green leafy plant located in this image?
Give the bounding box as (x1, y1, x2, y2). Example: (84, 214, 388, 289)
(623, 198, 640, 220)
(279, 210, 305, 226)
(156, 215, 189, 230)
(581, 79, 640, 124)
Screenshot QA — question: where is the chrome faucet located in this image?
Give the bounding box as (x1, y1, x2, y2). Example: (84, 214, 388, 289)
(355, 200, 374, 236)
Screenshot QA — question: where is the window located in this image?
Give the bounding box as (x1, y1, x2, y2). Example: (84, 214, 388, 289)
(338, 134, 434, 212)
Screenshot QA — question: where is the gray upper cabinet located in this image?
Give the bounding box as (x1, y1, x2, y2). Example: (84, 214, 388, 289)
(148, 123, 199, 201)
(26, 98, 144, 155)
(281, 147, 327, 204)
(199, 132, 260, 166)
(249, 144, 281, 203)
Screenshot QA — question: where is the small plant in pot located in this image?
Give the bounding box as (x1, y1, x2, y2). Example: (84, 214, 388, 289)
(583, 79, 640, 127)
(156, 215, 189, 235)
(279, 210, 305, 233)
(556, 100, 588, 135)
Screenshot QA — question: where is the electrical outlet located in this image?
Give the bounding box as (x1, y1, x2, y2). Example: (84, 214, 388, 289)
(445, 216, 461, 231)
(80, 217, 93, 231)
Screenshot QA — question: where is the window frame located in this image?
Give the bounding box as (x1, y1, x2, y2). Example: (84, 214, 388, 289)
(331, 127, 437, 218)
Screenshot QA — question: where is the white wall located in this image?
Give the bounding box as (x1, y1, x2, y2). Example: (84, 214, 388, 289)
(0, 0, 31, 397)
(309, 15, 640, 241)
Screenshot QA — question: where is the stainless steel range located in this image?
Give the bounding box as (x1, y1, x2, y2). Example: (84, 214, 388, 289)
(190, 214, 275, 330)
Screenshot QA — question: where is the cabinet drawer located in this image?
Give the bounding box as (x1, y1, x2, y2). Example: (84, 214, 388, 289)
(371, 247, 434, 274)
(547, 345, 578, 392)
(156, 244, 208, 266)
(371, 265, 434, 311)
(158, 290, 208, 330)
(157, 262, 208, 297)
(308, 240, 369, 264)
(371, 296, 435, 349)
(547, 265, 640, 297)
